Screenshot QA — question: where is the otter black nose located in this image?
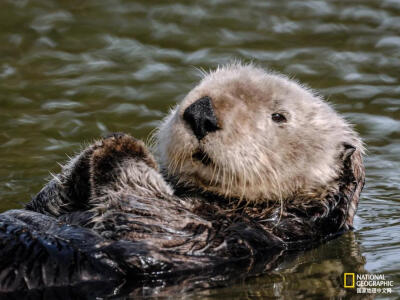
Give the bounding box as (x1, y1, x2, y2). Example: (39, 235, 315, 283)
(183, 96, 219, 140)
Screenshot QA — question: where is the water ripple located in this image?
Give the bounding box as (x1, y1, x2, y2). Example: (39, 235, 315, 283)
(0, 0, 399, 297)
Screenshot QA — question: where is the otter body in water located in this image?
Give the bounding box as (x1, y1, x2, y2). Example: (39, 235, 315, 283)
(0, 64, 364, 292)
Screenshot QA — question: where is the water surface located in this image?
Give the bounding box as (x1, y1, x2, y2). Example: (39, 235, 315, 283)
(0, 0, 399, 298)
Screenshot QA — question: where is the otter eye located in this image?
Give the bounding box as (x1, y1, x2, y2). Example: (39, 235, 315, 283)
(271, 113, 287, 123)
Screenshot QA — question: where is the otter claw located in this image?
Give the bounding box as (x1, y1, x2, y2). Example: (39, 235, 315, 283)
(102, 132, 128, 140)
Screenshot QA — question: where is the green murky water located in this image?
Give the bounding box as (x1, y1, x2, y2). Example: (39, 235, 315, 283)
(0, 0, 399, 298)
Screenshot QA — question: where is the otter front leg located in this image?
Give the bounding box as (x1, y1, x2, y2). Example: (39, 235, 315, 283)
(26, 133, 173, 219)
(25, 142, 96, 217)
(267, 145, 365, 247)
(89, 134, 173, 200)
(87, 134, 175, 239)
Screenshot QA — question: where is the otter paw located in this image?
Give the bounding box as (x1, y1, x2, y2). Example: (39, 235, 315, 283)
(89, 133, 158, 195)
(92, 133, 157, 172)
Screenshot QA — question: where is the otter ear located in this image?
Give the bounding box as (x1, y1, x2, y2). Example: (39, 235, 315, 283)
(342, 143, 356, 161)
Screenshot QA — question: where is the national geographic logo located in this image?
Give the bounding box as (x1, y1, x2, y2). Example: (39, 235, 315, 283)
(344, 273, 355, 288)
(343, 273, 394, 295)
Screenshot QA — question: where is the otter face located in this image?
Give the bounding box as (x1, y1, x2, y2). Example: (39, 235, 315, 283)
(155, 64, 363, 202)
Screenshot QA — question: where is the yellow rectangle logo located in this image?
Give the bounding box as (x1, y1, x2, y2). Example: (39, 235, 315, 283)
(344, 273, 355, 288)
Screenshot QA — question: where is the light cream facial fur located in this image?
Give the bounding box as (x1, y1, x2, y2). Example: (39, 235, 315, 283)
(154, 64, 363, 202)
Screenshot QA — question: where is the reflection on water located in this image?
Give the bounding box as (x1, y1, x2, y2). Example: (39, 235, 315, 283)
(189, 232, 369, 300)
(0, 0, 399, 298)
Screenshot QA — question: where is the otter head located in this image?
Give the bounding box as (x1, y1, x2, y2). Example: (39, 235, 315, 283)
(155, 64, 363, 203)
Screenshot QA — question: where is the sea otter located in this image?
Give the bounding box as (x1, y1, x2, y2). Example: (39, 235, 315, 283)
(0, 64, 365, 292)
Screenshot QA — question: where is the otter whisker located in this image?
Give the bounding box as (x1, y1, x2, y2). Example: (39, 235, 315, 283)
(209, 159, 218, 186)
(193, 66, 209, 78)
(238, 159, 248, 202)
